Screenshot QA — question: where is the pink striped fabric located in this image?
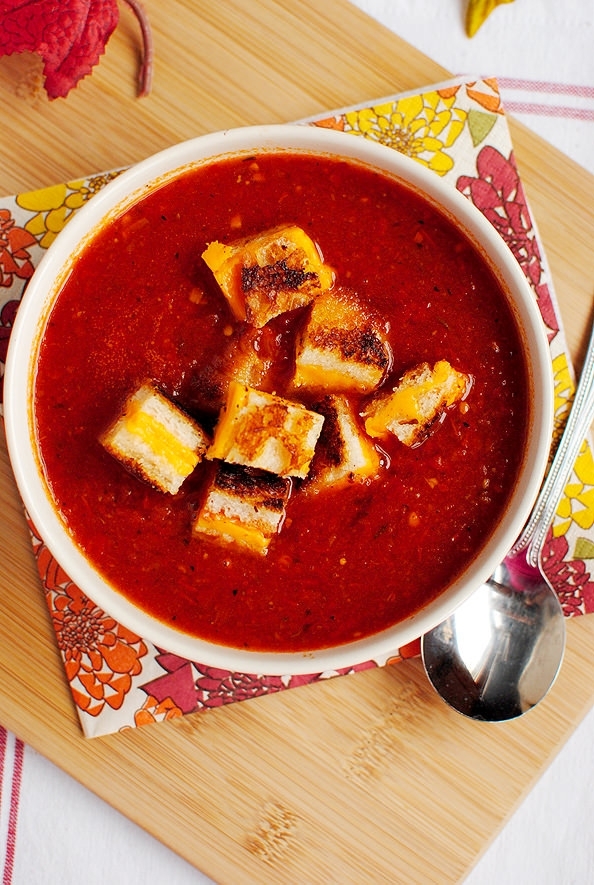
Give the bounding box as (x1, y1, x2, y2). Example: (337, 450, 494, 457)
(498, 77, 594, 98)
(497, 77, 594, 122)
(0, 728, 24, 885)
(503, 102, 594, 122)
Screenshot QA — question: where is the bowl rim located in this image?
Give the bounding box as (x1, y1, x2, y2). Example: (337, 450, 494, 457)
(4, 123, 554, 675)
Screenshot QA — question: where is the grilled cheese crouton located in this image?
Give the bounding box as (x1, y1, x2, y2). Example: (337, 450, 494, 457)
(208, 381, 324, 479)
(362, 360, 469, 447)
(100, 384, 209, 494)
(202, 225, 334, 328)
(181, 326, 276, 417)
(193, 464, 292, 554)
(292, 287, 391, 394)
(308, 395, 380, 490)
(217, 326, 276, 395)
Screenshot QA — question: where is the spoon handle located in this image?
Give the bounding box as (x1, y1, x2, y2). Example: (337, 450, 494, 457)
(511, 316, 594, 567)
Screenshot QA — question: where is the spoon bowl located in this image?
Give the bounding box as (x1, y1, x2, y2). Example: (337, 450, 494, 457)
(422, 550, 565, 721)
(421, 304, 594, 721)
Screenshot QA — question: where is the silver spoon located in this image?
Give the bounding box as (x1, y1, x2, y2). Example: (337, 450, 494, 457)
(421, 316, 594, 721)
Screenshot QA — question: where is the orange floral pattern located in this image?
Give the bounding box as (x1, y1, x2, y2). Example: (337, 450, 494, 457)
(31, 524, 148, 717)
(120, 695, 184, 730)
(465, 78, 505, 114)
(0, 208, 37, 287)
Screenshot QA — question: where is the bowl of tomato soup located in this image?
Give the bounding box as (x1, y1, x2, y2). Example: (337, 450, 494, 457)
(4, 124, 553, 675)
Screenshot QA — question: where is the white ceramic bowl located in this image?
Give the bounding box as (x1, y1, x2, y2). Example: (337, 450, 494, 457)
(4, 124, 554, 674)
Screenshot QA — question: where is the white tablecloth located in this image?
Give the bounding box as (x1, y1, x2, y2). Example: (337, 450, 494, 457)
(2, 1, 594, 882)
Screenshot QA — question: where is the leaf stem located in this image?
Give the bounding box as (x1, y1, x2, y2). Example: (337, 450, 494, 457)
(122, 0, 154, 97)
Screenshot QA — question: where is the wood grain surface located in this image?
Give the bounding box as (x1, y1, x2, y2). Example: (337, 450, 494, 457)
(2, 2, 594, 883)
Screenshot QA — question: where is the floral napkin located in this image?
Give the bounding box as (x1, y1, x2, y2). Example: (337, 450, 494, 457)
(2, 76, 593, 738)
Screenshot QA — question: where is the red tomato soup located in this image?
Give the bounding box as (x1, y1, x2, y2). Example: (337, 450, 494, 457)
(34, 151, 530, 653)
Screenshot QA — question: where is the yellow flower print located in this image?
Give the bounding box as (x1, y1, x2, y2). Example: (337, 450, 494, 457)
(17, 179, 89, 249)
(344, 92, 467, 175)
(553, 353, 594, 538)
(553, 441, 594, 537)
(549, 352, 594, 537)
(16, 171, 121, 249)
(551, 352, 574, 448)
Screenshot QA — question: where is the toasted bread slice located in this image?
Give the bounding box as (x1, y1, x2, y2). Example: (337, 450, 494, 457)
(307, 394, 380, 490)
(362, 360, 469, 447)
(202, 225, 334, 328)
(292, 287, 391, 394)
(208, 381, 325, 479)
(193, 463, 292, 554)
(180, 326, 276, 417)
(100, 383, 209, 494)
(217, 325, 276, 395)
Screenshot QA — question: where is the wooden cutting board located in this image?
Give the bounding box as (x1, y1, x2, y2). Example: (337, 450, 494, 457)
(2, 2, 594, 882)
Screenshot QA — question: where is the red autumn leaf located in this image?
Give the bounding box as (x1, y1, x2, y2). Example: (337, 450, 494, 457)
(0, 0, 153, 99)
